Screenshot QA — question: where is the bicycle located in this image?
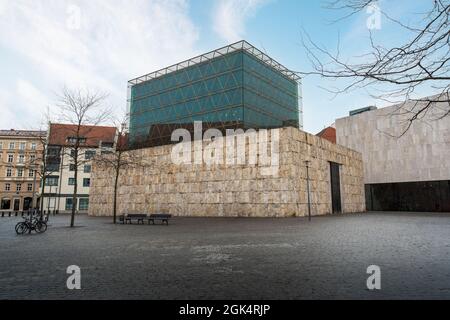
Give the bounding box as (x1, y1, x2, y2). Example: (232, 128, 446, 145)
(15, 216, 48, 235)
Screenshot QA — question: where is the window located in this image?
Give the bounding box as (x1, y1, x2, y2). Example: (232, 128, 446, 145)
(0, 142, 2, 149)
(85, 150, 96, 160)
(16, 184, 21, 192)
(83, 178, 90, 187)
(19, 142, 26, 150)
(31, 143, 36, 150)
(17, 168, 23, 177)
(83, 165, 91, 173)
(70, 149, 76, 157)
(9, 142, 14, 150)
(30, 155, 36, 162)
(1, 198, 11, 210)
(27, 184, 33, 191)
(65, 198, 73, 211)
(5, 183, 10, 191)
(29, 170, 34, 178)
(79, 198, 89, 210)
(69, 164, 76, 171)
(67, 137, 76, 144)
(47, 147, 60, 156)
(7, 154, 13, 163)
(46, 176, 59, 186)
(46, 163, 60, 172)
(18, 155, 25, 163)
(67, 137, 86, 144)
(6, 168, 12, 177)
(68, 178, 76, 186)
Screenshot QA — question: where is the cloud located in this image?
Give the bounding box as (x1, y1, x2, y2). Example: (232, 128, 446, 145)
(0, 0, 199, 129)
(0, 88, 17, 129)
(212, 0, 270, 43)
(16, 80, 49, 109)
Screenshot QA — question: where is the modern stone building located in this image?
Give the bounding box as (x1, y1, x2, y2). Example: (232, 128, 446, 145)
(89, 127, 365, 217)
(0, 129, 46, 212)
(88, 41, 364, 218)
(336, 96, 450, 212)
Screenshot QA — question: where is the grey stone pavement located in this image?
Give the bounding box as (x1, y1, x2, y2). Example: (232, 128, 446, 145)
(1, 212, 450, 300)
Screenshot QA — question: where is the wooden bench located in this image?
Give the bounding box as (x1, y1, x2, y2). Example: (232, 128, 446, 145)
(120, 214, 147, 224)
(148, 214, 172, 225)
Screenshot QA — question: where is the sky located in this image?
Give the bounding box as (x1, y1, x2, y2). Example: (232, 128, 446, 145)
(0, 0, 437, 134)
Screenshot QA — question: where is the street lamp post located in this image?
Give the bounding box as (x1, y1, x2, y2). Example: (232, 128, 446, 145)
(304, 160, 312, 221)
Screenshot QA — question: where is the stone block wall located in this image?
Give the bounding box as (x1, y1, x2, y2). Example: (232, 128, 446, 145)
(89, 127, 365, 217)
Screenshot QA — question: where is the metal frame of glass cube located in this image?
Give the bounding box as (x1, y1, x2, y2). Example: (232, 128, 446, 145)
(127, 40, 302, 148)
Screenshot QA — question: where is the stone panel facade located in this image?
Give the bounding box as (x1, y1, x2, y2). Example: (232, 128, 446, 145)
(89, 127, 365, 217)
(336, 98, 450, 184)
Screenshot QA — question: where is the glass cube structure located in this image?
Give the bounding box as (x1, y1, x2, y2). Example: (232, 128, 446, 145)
(127, 40, 302, 148)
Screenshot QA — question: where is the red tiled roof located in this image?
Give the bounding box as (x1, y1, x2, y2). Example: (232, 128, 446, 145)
(49, 123, 116, 147)
(0, 129, 46, 137)
(316, 126, 336, 144)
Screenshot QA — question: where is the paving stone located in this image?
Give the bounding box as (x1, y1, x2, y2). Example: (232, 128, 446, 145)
(0, 212, 449, 299)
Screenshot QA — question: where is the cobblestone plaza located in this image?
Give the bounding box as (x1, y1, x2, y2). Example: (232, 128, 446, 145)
(1, 212, 450, 299)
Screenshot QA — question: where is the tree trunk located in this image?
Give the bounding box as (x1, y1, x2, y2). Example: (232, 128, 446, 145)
(113, 167, 119, 224)
(113, 151, 122, 224)
(40, 178, 45, 218)
(70, 149, 78, 227)
(40, 149, 47, 219)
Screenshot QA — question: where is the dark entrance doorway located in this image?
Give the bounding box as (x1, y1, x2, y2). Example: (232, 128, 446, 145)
(23, 197, 33, 211)
(330, 162, 342, 214)
(13, 199, 20, 211)
(365, 180, 450, 212)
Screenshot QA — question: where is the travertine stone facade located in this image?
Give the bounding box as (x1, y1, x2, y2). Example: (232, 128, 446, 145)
(336, 98, 450, 184)
(89, 127, 365, 217)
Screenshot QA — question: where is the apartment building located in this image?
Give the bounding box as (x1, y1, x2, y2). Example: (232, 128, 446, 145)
(41, 123, 116, 214)
(0, 129, 46, 211)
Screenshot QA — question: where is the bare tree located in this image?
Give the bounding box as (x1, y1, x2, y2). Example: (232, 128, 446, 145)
(56, 87, 110, 227)
(94, 113, 146, 224)
(22, 130, 48, 216)
(299, 0, 450, 133)
(21, 110, 54, 219)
